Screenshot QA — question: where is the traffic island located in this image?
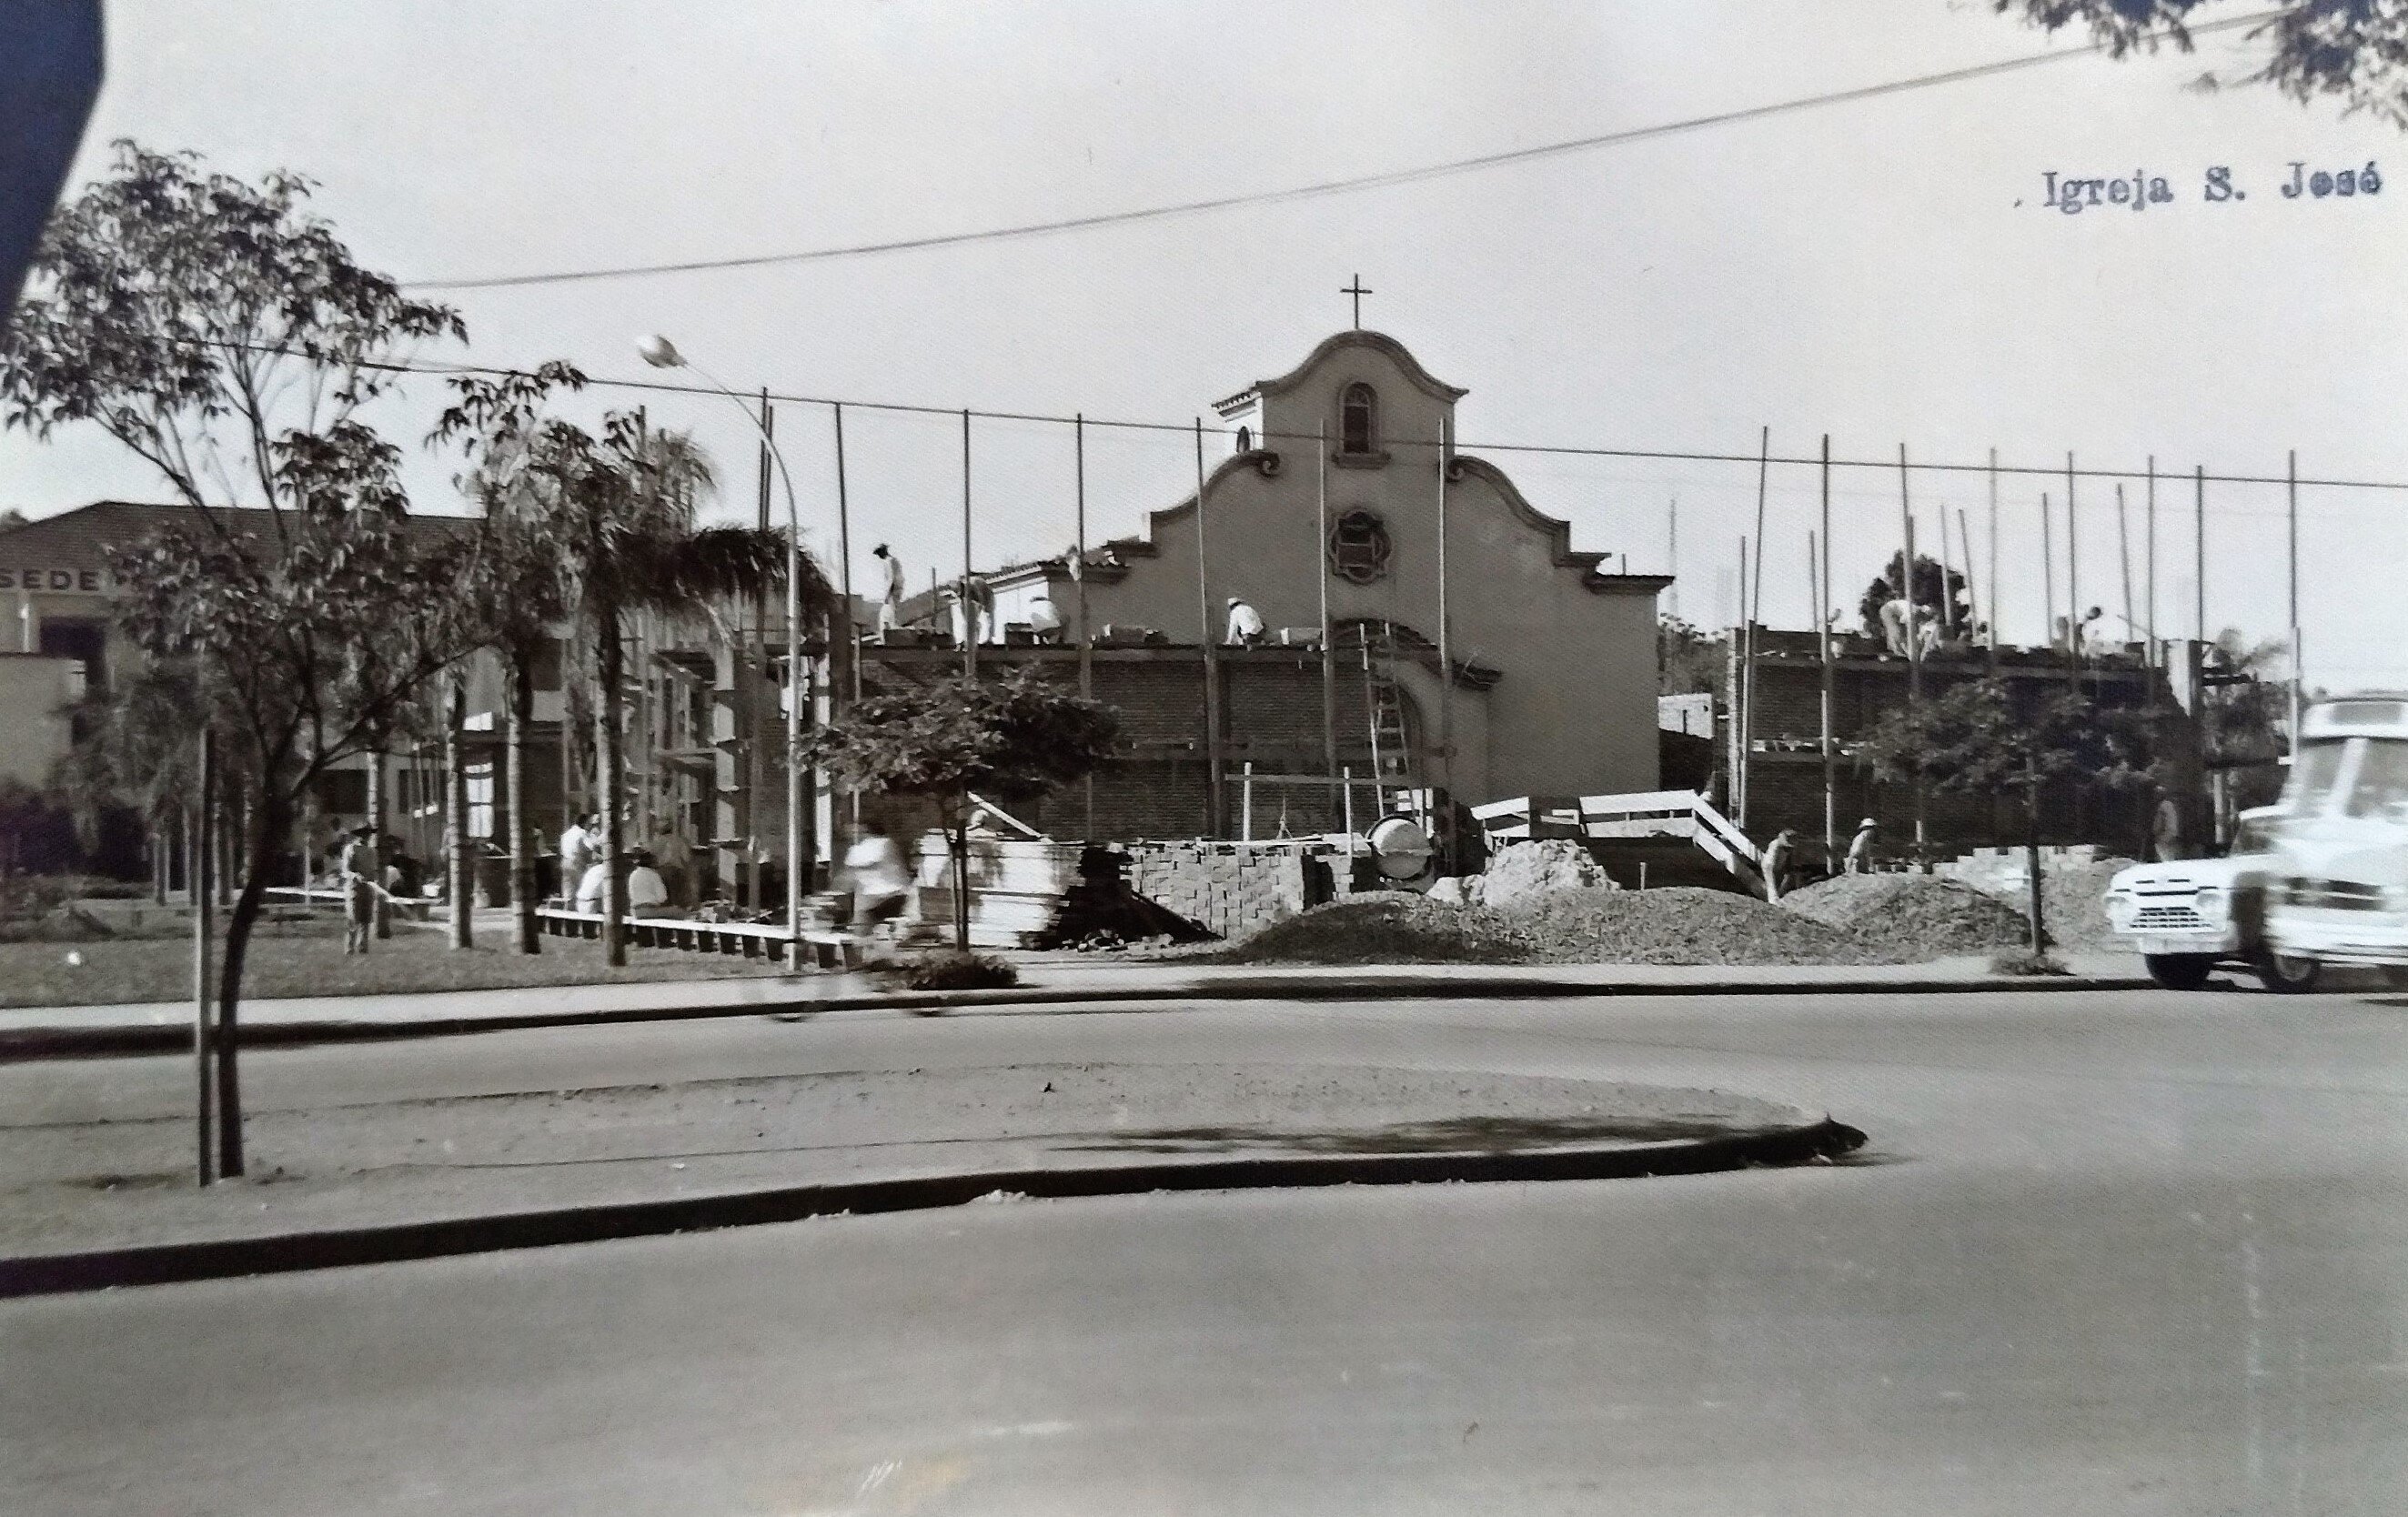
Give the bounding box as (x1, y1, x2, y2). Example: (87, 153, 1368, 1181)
(0, 1062, 1865, 1296)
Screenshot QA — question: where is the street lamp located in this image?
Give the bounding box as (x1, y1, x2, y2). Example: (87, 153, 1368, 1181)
(640, 336, 808, 956)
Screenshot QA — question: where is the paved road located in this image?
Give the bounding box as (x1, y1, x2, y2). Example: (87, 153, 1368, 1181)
(6, 986, 2406, 1514)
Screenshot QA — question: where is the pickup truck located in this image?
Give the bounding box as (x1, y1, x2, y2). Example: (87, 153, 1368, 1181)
(2102, 807, 2320, 992)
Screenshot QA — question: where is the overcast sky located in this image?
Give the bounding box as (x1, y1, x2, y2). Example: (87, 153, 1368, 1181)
(6, 0, 2403, 683)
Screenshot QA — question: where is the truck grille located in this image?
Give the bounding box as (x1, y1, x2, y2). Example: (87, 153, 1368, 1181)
(2133, 903, 2210, 930)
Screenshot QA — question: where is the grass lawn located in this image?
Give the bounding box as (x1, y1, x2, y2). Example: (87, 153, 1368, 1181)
(0, 918, 798, 1009)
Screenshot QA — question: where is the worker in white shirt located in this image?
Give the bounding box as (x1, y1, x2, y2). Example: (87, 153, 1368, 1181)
(1027, 591, 1064, 645)
(624, 849, 672, 918)
(872, 543, 906, 637)
(1224, 596, 1265, 647)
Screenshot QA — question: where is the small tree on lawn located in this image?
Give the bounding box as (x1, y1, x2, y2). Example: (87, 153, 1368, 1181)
(433, 367, 803, 966)
(809, 666, 1118, 949)
(0, 143, 483, 1177)
(1857, 678, 2151, 950)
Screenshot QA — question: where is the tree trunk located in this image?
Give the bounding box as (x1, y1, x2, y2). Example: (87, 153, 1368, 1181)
(151, 819, 168, 904)
(599, 608, 628, 967)
(2023, 761, 2049, 952)
(214, 777, 292, 1180)
(448, 679, 473, 949)
(366, 748, 390, 938)
(951, 794, 971, 951)
(509, 646, 539, 955)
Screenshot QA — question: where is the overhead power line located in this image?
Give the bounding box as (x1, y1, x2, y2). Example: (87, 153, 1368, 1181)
(233, 338, 2408, 496)
(403, 12, 2273, 292)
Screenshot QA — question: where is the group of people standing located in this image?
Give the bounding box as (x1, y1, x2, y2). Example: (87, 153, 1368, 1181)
(555, 813, 690, 918)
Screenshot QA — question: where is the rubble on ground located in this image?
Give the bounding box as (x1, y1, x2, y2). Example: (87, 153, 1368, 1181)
(1210, 892, 1536, 965)
(1218, 884, 1899, 967)
(1499, 886, 1893, 966)
(1779, 873, 2032, 957)
(1475, 839, 1616, 908)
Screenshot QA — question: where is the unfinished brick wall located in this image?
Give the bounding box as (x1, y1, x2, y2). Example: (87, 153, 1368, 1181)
(1119, 840, 1382, 939)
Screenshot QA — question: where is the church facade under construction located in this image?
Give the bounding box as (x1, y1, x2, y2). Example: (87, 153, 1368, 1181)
(876, 328, 1669, 840)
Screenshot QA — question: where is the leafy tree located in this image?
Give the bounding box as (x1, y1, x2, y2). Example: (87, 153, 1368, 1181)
(809, 666, 1118, 949)
(1, 142, 461, 511)
(1856, 551, 1971, 641)
(1998, 2, 2408, 130)
(1857, 678, 2152, 947)
(54, 658, 214, 896)
(1, 143, 480, 1178)
(1657, 615, 1726, 696)
(434, 367, 802, 966)
(2201, 628, 2292, 818)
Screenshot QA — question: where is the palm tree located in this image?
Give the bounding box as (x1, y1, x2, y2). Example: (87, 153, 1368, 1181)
(437, 372, 824, 966)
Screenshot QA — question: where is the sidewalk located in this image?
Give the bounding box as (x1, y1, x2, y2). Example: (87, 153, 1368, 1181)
(0, 951, 2151, 1060)
(1, 1060, 1862, 1294)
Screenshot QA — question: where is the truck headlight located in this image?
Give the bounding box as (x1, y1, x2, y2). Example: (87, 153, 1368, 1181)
(2106, 891, 2136, 929)
(2194, 886, 2228, 920)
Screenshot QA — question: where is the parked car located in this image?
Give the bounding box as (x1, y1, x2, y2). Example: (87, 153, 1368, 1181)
(2103, 806, 2318, 991)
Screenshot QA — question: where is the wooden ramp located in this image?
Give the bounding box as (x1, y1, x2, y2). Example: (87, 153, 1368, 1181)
(1470, 790, 1766, 897)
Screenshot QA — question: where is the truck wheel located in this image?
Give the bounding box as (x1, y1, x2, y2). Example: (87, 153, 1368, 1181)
(2146, 953, 2215, 990)
(2253, 950, 2322, 994)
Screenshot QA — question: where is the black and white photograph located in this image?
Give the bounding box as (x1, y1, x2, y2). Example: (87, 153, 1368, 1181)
(3, 2, 2406, 1511)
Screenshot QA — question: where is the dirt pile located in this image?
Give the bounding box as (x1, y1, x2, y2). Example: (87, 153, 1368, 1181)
(1219, 885, 1898, 967)
(1211, 892, 1536, 965)
(1780, 874, 2031, 957)
(1501, 887, 1894, 966)
(1473, 840, 1616, 908)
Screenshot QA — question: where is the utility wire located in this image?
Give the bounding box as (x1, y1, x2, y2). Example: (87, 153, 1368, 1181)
(403, 12, 2273, 292)
(219, 338, 2408, 496)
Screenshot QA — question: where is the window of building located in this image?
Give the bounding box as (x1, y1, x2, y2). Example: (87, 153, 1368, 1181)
(1340, 383, 1376, 454)
(1234, 425, 1253, 453)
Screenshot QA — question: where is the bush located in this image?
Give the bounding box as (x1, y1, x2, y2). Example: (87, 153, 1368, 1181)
(1988, 947, 2070, 977)
(890, 949, 1020, 990)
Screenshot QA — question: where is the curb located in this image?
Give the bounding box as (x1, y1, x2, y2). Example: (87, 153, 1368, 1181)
(0, 1116, 1865, 1297)
(0, 975, 2151, 1062)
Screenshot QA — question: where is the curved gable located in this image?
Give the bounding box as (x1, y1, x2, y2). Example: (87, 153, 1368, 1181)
(1447, 456, 1667, 598)
(1251, 329, 1467, 404)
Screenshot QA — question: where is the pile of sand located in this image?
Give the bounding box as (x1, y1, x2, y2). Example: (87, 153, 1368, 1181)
(1780, 874, 2032, 957)
(1211, 893, 1536, 965)
(1220, 885, 1899, 967)
(1467, 840, 1617, 909)
(1502, 887, 1893, 966)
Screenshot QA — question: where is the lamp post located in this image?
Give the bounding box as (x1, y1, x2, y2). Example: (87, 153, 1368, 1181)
(638, 336, 808, 956)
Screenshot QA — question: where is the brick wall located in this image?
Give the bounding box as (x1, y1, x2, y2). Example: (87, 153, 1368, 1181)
(1120, 839, 1378, 939)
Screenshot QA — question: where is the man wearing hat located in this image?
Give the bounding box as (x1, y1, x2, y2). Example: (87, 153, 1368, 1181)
(1844, 816, 1879, 875)
(338, 825, 382, 954)
(1223, 595, 1264, 647)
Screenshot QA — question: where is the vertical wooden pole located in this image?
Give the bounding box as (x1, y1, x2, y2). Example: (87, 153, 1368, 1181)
(1738, 427, 1768, 826)
(1194, 418, 1223, 836)
(2144, 456, 2158, 661)
(1819, 435, 1835, 863)
(962, 409, 976, 679)
(2066, 453, 2081, 687)
(1666, 493, 1678, 622)
(2041, 491, 2056, 654)
(192, 728, 215, 1186)
(1435, 410, 1453, 862)
(1743, 537, 1762, 828)
(1899, 444, 1926, 869)
(1317, 423, 1336, 833)
(2194, 465, 2207, 646)
(1074, 412, 1094, 839)
(2288, 449, 2302, 758)
(448, 678, 473, 949)
(1986, 449, 2000, 658)
(2116, 483, 2135, 652)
